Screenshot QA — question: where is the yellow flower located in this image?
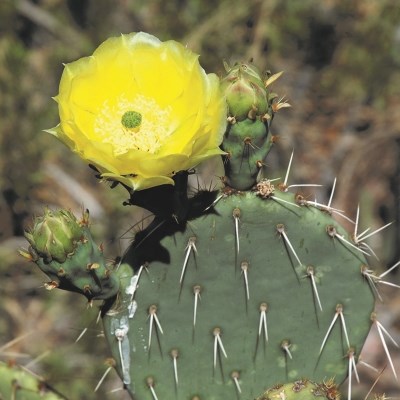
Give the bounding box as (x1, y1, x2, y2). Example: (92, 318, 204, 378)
(48, 32, 227, 190)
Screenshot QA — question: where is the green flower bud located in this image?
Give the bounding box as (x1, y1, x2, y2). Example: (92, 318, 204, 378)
(221, 63, 268, 120)
(25, 208, 83, 263)
(23, 208, 120, 301)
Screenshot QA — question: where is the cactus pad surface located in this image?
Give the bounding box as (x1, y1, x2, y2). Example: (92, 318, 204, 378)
(103, 189, 374, 399)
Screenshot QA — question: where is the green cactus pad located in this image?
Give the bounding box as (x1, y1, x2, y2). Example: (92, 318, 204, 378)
(0, 361, 65, 400)
(103, 189, 374, 399)
(223, 118, 273, 190)
(221, 62, 278, 191)
(24, 210, 119, 301)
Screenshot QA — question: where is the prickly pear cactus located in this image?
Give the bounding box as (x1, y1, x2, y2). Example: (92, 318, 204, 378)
(21, 33, 397, 400)
(0, 361, 65, 400)
(99, 63, 375, 399)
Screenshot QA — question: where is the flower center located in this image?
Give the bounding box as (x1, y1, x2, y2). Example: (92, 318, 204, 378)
(121, 110, 142, 130)
(95, 95, 172, 155)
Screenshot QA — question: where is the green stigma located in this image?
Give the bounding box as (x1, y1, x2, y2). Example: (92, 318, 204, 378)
(121, 110, 142, 129)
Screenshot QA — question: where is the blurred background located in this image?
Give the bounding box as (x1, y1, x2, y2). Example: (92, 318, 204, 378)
(0, 0, 399, 398)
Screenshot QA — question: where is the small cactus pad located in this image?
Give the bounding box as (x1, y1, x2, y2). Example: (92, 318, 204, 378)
(103, 189, 374, 399)
(0, 361, 65, 400)
(23, 209, 119, 301)
(220, 62, 278, 190)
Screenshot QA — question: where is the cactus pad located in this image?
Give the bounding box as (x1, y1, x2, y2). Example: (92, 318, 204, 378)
(103, 189, 374, 399)
(23, 210, 119, 301)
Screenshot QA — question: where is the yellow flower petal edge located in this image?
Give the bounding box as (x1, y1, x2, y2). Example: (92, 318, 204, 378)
(49, 32, 227, 191)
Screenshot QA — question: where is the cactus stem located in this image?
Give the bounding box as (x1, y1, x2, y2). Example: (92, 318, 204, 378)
(276, 224, 303, 268)
(305, 266, 323, 312)
(193, 285, 201, 327)
(170, 349, 179, 386)
(146, 377, 159, 400)
(371, 313, 399, 380)
(281, 340, 293, 360)
(240, 261, 250, 301)
(231, 371, 242, 393)
(232, 208, 241, 255)
(180, 236, 197, 285)
(148, 305, 164, 349)
(213, 327, 228, 369)
(258, 302, 269, 342)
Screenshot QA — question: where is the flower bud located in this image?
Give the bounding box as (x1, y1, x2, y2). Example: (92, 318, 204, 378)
(221, 63, 268, 121)
(25, 209, 82, 263)
(23, 209, 119, 301)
